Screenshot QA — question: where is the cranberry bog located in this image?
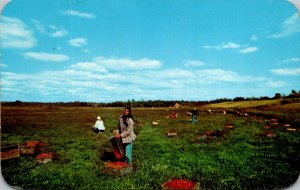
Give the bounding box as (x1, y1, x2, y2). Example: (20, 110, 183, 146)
(1, 100, 300, 189)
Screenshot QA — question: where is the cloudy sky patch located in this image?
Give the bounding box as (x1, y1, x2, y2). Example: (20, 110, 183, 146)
(62, 9, 95, 19)
(23, 52, 70, 62)
(0, 16, 36, 48)
(269, 13, 300, 38)
(1, 1, 299, 102)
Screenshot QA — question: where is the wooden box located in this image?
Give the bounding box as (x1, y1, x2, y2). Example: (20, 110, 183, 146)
(20, 141, 46, 155)
(35, 153, 54, 164)
(167, 132, 177, 137)
(263, 131, 274, 138)
(161, 179, 200, 190)
(103, 161, 133, 175)
(225, 125, 234, 129)
(287, 128, 296, 132)
(0, 145, 20, 161)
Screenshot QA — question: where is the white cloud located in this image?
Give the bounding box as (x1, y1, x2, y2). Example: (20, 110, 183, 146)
(11, 69, 122, 101)
(51, 29, 68, 37)
(32, 19, 46, 33)
(222, 42, 241, 49)
(0, 16, 36, 49)
(23, 52, 70, 62)
(70, 62, 107, 72)
(271, 68, 300, 76)
(203, 41, 257, 54)
(281, 58, 300, 63)
(194, 69, 264, 83)
(0, 63, 8, 68)
(0, 65, 288, 102)
(269, 13, 300, 38)
(62, 9, 95, 19)
(32, 20, 68, 38)
(184, 60, 205, 67)
(239, 47, 258, 54)
(0, 54, 293, 102)
(69, 38, 87, 47)
(251, 35, 258, 41)
(202, 42, 241, 50)
(152, 69, 194, 78)
(265, 80, 287, 88)
(93, 57, 162, 70)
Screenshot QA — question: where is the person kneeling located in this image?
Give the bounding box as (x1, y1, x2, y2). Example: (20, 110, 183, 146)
(93, 116, 105, 133)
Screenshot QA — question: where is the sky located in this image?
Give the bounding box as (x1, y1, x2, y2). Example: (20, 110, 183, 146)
(0, 0, 300, 103)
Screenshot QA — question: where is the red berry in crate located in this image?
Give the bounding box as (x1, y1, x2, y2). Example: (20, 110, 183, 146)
(164, 179, 196, 189)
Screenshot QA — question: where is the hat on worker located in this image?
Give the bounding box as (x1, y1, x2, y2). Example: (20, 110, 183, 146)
(97, 116, 101, 120)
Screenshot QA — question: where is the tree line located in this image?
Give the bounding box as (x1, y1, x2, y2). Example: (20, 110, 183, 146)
(2, 90, 300, 108)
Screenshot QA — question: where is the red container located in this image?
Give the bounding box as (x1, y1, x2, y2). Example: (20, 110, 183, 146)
(35, 153, 54, 164)
(103, 161, 133, 175)
(161, 179, 199, 190)
(20, 141, 47, 155)
(263, 131, 274, 138)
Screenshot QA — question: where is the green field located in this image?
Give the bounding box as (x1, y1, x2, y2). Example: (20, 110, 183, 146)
(1, 102, 300, 189)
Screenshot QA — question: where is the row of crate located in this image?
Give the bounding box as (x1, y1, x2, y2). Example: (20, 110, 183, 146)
(0, 141, 51, 163)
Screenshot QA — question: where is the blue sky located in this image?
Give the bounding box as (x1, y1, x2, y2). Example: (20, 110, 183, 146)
(1, 0, 300, 102)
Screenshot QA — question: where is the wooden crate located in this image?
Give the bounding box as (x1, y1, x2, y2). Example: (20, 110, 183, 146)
(225, 125, 234, 129)
(20, 141, 46, 155)
(161, 179, 200, 190)
(167, 132, 177, 137)
(287, 128, 296, 132)
(0, 145, 20, 161)
(103, 161, 133, 175)
(263, 131, 274, 138)
(35, 153, 54, 164)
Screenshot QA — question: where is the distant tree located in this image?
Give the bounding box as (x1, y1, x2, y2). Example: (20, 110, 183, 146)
(14, 100, 22, 106)
(288, 90, 300, 98)
(233, 97, 245, 101)
(274, 93, 282, 99)
(249, 97, 259, 101)
(260, 96, 270, 100)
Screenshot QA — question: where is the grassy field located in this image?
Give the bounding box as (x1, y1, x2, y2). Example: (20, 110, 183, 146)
(203, 98, 300, 109)
(203, 99, 282, 109)
(1, 101, 300, 189)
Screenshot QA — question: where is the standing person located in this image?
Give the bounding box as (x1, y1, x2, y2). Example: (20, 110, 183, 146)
(115, 107, 136, 164)
(93, 116, 105, 133)
(191, 108, 199, 124)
